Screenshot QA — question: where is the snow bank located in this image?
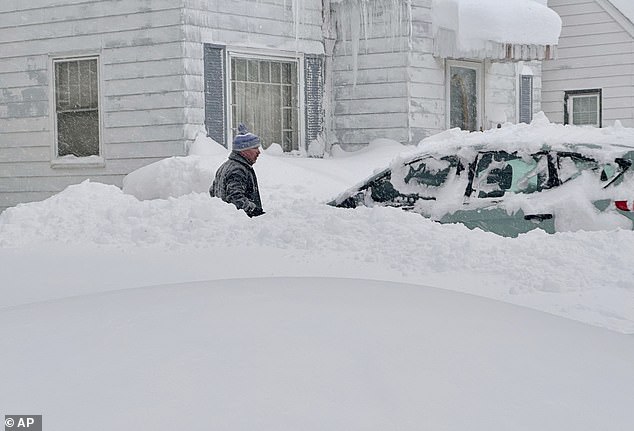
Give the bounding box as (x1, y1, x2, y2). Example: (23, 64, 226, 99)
(2, 278, 633, 430)
(1, 132, 633, 333)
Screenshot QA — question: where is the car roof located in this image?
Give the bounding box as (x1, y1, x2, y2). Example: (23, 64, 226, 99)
(403, 113, 634, 167)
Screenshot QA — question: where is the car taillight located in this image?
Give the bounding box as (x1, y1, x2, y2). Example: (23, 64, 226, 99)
(615, 200, 631, 211)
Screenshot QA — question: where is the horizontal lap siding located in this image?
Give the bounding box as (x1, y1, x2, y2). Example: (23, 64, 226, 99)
(542, 0, 634, 126)
(407, 1, 444, 143)
(332, 0, 411, 147)
(0, 0, 187, 211)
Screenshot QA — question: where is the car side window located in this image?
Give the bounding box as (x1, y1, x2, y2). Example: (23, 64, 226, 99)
(472, 152, 516, 198)
(556, 153, 599, 184)
(507, 155, 550, 194)
(366, 155, 463, 208)
(471, 152, 551, 198)
(404, 155, 460, 188)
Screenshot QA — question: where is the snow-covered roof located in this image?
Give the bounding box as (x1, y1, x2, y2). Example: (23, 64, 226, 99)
(432, 0, 562, 61)
(608, 0, 634, 27)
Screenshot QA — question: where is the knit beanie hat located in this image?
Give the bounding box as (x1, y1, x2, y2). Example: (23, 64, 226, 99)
(232, 123, 261, 151)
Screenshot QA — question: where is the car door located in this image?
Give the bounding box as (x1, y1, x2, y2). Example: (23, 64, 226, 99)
(440, 151, 556, 237)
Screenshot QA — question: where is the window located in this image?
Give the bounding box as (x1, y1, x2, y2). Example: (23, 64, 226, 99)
(53, 57, 100, 158)
(230, 56, 299, 152)
(518, 75, 533, 124)
(447, 61, 482, 131)
(556, 153, 600, 184)
(564, 89, 601, 127)
(470, 152, 551, 198)
(361, 156, 463, 208)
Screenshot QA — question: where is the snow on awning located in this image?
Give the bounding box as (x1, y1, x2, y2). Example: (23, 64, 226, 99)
(431, 0, 562, 61)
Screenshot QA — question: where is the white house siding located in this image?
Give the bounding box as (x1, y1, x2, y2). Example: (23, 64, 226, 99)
(408, 0, 443, 143)
(485, 61, 542, 128)
(542, 0, 634, 126)
(181, 0, 324, 148)
(332, 0, 545, 148)
(0, 0, 188, 212)
(331, 2, 411, 147)
(408, 1, 543, 144)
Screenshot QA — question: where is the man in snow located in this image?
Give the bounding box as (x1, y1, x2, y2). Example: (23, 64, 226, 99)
(210, 124, 265, 218)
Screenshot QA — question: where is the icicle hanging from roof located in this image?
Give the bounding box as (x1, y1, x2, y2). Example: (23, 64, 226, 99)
(331, 0, 409, 85)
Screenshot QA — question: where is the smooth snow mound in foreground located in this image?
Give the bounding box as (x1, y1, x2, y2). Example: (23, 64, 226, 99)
(1, 278, 633, 431)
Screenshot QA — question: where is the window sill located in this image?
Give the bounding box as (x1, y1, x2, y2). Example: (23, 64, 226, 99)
(51, 155, 105, 169)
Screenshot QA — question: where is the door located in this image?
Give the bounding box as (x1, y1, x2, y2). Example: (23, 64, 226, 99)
(447, 61, 482, 131)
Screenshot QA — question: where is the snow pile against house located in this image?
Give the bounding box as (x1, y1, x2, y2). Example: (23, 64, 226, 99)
(432, 0, 562, 60)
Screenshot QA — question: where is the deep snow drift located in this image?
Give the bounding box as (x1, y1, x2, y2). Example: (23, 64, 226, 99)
(2, 278, 633, 431)
(1, 130, 633, 333)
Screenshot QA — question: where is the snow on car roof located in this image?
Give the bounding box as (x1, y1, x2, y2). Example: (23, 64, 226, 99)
(411, 112, 634, 165)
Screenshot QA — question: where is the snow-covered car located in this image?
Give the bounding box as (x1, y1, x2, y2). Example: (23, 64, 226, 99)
(329, 115, 634, 237)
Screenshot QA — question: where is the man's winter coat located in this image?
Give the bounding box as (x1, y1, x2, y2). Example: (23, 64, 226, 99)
(210, 151, 263, 217)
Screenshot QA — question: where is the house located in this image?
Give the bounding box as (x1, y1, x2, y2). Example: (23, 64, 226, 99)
(542, 0, 634, 128)
(0, 0, 561, 212)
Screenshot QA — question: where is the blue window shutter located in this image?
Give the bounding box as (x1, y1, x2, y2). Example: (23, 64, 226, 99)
(204, 44, 226, 147)
(304, 55, 324, 144)
(519, 75, 533, 124)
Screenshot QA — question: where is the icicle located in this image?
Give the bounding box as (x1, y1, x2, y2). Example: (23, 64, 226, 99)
(334, 0, 408, 86)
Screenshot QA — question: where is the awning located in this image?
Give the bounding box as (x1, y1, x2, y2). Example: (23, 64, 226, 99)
(431, 0, 562, 61)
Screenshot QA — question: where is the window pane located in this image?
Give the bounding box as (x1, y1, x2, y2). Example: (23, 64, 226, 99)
(247, 60, 258, 82)
(68, 61, 80, 108)
(449, 66, 478, 131)
(572, 95, 598, 125)
(282, 85, 292, 106)
(57, 111, 99, 157)
(55, 62, 69, 110)
(271, 63, 281, 83)
(233, 58, 246, 81)
(405, 157, 455, 188)
(473, 152, 516, 198)
(283, 108, 293, 130)
(557, 154, 599, 183)
(55, 58, 100, 157)
(506, 156, 550, 194)
(79, 60, 97, 109)
(282, 63, 293, 84)
(259, 61, 270, 83)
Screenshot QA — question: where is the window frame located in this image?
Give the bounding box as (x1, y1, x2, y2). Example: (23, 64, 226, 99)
(564, 89, 602, 127)
(49, 54, 104, 168)
(445, 60, 483, 132)
(225, 48, 305, 152)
